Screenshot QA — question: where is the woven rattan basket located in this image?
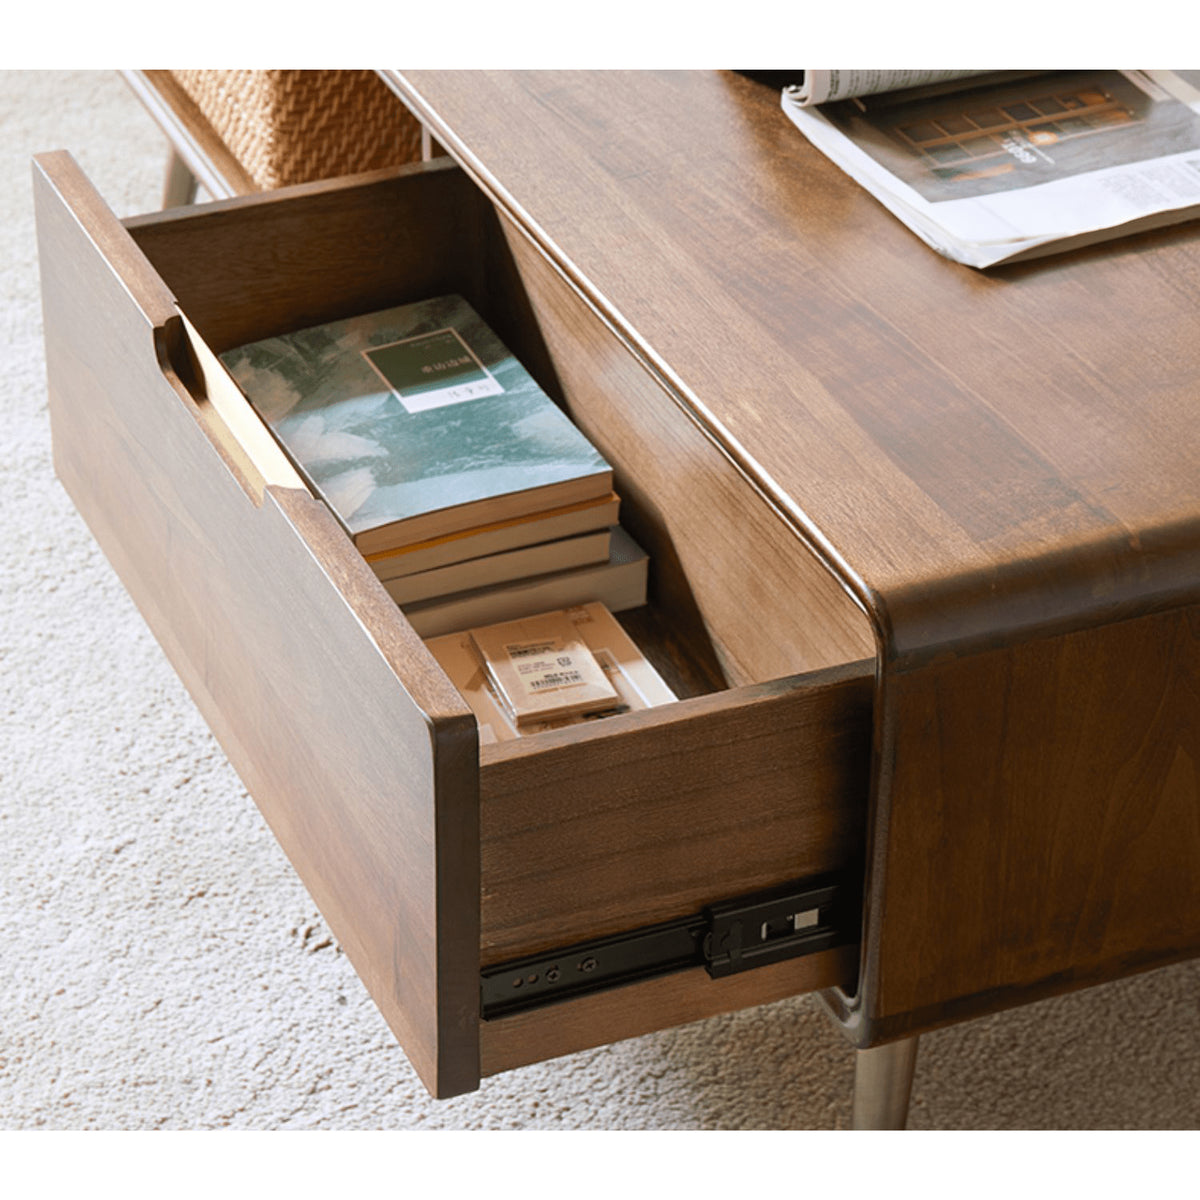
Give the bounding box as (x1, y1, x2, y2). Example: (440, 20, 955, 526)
(169, 69, 423, 190)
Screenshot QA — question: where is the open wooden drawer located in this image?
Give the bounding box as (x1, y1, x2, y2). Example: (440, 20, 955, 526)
(34, 151, 877, 1098)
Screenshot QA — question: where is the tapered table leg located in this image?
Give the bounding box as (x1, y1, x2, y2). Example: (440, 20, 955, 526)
(851, 1036, 919, 1129)
(162, 149, 199, 208)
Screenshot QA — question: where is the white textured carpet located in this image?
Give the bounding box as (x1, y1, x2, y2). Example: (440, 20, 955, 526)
(3, 69, 1200, 1133)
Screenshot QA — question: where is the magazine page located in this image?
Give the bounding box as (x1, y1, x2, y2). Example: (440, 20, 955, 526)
(782, 70, 1200, 267)
(788, 69, 988, 107)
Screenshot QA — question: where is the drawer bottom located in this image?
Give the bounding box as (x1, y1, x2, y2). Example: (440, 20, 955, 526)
(481, 943, 857, 1077)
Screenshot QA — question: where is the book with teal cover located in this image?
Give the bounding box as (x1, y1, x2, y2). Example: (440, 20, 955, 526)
(219, 295, 612, 554)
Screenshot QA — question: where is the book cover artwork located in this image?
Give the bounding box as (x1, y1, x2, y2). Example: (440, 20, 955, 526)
(362, 326, 504, 412)
(219, 295, 611, 543)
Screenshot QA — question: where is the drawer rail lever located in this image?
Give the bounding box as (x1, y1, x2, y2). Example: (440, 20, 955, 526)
(480, 877, 852, 1019)
(705, 879, 843, 979)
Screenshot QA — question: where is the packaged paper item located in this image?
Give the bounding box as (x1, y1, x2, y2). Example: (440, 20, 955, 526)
(469, 610, 619, 726)
(425, 603, 676, 741)
(423, 628, 519, 742)
(562, 603, 676, 709)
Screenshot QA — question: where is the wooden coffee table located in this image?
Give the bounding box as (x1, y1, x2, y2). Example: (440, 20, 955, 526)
(382, 69, 1200, 1121)
(34, 69, 1200, 1127)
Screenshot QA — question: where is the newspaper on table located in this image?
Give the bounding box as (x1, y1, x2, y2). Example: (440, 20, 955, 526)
(780, 70, 1200, 267)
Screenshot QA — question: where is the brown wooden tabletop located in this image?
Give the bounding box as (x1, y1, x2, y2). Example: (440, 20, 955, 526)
(384, 70, 1200, 1053)
(387, 69, 1200, 665)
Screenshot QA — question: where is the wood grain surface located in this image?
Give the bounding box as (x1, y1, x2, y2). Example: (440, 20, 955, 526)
(482, 200, 875, 685)
(385, 71, 1200, 1048)
(35, 152, 481, 1098)
(480, 661, 872, 964)
(859, 604, 1200, 1040)
(123, 157, 485, 356)
(480, 944, 858, 1077)
(388, 70, 1200, 661)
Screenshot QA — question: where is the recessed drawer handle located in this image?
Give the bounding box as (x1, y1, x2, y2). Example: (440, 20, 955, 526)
(35, 150, 299, 510)
(158, 311, 306, 506)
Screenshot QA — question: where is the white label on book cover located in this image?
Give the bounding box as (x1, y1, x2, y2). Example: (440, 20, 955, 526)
(506, 639, 595, 698)
(362, 327, 504, 413)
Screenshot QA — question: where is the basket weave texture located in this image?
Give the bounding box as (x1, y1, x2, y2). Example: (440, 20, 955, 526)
(170, 69, 422, 190)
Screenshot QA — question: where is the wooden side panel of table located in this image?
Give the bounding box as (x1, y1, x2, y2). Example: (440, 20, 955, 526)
(855, 605, 1200, 1040)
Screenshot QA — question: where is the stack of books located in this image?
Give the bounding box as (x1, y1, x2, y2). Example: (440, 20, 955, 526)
(220, 294, 648, 638)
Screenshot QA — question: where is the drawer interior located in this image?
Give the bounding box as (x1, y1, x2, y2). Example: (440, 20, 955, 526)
(123, 160, 877, 953)
(115, 160, 877, 1046)
(124, 161, 875, 691)
(39, 148, 880, 1091)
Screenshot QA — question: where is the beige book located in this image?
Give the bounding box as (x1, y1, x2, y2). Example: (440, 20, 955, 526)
(381, 529, 609, 605)
(401, 525, 648, 639)
(470, 611, 619, 726)
(366, 492, 620, 581)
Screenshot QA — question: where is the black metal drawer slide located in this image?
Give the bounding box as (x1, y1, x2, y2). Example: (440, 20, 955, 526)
(481, 877, 853, 1019)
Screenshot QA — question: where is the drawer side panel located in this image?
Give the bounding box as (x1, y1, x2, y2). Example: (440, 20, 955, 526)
(485, 208, 875, 688)
(863, 605, 1200, 1042)
(34, 153, 480, 1098)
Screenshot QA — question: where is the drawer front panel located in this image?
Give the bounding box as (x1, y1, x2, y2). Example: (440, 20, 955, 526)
(34, 152, 481, 1098)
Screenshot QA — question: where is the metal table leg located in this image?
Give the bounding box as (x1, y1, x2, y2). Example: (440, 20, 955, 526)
(851, 1036, 919, 1129)
(162, 149, 199, 208)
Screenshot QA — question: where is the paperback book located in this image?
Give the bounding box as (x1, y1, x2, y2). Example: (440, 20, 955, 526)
(401, 525, 648, 639)
(219, 295, 613, 554)
(380, 529, 610, 605)
(366, 492, 620, 582)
